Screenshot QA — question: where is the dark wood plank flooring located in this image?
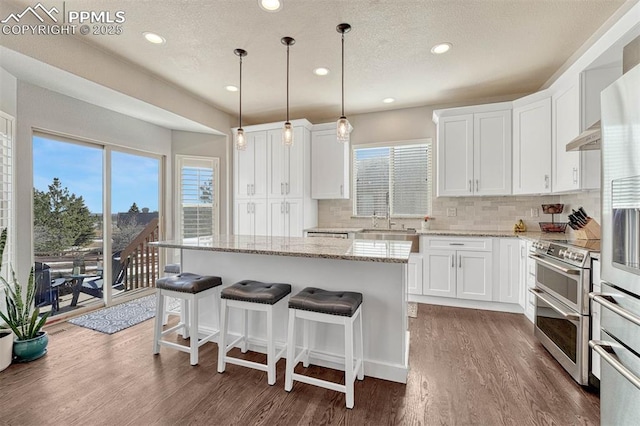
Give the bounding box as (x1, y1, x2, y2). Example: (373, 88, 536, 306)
(0, 304, 599, 425)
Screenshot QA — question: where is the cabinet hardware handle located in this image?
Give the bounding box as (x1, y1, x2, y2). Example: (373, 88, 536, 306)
(573, 167, 578, 185)
(286, 182, 290, 194)
(247, 203, 250, 214)
(252, 184, 255, 195)
(281, 182, 284, 195)
(469, 180, 472, 192)
(451, 255, 454, 268)
(286, 202, 290, 214)
(459, 255, 462, 268)
(247, 184, 250, 195)
(449, 243, 465, 246)
(475, 179, 479, 192)
(340, 184, 343, 196)
(281, 202, 284, 213)
(589, 341, 640, 390)
(544, 174, 549, 189)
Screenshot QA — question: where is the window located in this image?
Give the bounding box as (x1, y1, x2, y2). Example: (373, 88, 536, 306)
(353, 140, 432, 217)
(176, 156, 219, 239)
(0, 112, 14, 280)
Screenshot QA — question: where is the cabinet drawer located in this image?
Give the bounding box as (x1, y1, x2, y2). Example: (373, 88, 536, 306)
(421, 237, 492, 252)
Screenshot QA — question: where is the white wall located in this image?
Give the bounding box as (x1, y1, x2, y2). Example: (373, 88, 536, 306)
(14, 81, 173, 281)
(171, 131, 230, 235)
(0, 67, 17, 116)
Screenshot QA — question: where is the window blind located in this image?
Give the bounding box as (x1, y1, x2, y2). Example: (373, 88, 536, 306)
(0, 113, 13, 279)
(353, 142, 431, 217)
(178, 157, 218, 239)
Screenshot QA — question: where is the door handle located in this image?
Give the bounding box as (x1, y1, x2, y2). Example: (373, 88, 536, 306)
(468, 180, 472, 192)
(589, 341, 640, 390)
(286, 202, 290, 214)
(528, 288, 580, 321)
(286, 182, 289, 194)
(572, 167, 578, 185)
(247, 184, 250, 195)
(246, 203, 250, 214)
(475, 179, 479, 192)
(458, 255, 462, 268)
(340, 184, 344, 196)
(251, 184, 255, 195)
(590, 293, 640, 326)
(544, 174, 549, 189)
(451, 255, 454, 268)
(281, 202, 284, 213)
(281, 182, 284, 195)
(449, 243, 465, 246)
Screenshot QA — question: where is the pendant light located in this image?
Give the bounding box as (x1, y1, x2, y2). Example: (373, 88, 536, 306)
(281, 36, 295, 146)
(234, 48, 248, 151)
(336, 23, 352, 143)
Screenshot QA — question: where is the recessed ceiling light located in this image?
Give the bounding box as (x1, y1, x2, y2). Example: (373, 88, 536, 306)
(383, 98, 396, 104)
(143, 32, 165, 45)
(225, 85, 238, 92)
(259, 0, 282, 12)
(431, 42, 452, 55)
(313, 67, 330, 76)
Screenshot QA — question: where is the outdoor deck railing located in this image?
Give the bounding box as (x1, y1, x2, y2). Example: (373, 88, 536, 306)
(121, 218, 159, 291)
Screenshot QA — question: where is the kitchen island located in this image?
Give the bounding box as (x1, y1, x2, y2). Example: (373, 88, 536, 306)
(152, 235, 412, 383)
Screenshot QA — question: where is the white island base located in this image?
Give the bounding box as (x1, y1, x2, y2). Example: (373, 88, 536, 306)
(179, 249, 409, 383)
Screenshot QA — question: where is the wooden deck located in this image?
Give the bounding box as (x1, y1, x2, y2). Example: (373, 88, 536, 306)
(0, 304, 599, 425)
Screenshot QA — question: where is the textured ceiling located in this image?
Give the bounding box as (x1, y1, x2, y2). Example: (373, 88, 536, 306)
(3, 0, 630, 124)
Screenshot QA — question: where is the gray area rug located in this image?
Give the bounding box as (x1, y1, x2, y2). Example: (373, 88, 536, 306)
(69, 295, 178, 334)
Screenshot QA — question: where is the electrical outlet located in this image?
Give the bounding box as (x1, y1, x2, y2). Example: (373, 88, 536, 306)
(447, 208, 457, 217)
(530, 208, 539, 217)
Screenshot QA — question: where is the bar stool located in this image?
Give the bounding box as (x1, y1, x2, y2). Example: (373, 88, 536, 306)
(217, 280, 291, 385)
(285, 287, 364, 409)
(153, 272, 222, 365)
(162, 263, 183, 327)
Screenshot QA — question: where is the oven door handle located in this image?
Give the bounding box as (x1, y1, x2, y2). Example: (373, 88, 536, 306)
(528, 254, 580, 275)
(589, 340, 640, 390)
(528, 288, 581, 321)
(590, 292, 640, 327)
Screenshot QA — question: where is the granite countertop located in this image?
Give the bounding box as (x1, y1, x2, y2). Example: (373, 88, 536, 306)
(151, 235, 412, 264)
(304, 227, 365, 233)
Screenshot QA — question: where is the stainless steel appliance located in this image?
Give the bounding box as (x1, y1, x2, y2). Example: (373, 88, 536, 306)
(590, 61, 640, 425)
(529, 239, 599, 385)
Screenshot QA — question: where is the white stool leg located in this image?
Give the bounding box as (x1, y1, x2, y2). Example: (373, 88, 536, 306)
(241, 308, 249, 353)
(284, 310, 296, 392)
(357, 309, 364, 380)
(182, 299, 190, 339)
(152, 289, 164, 354)
(302, 318, 310, 368)
(217, 299, 228, 373)
(162, 297, 170, 325)
(266, 305, 276, 385)
(189, 294, 199, 366)
(345, 316, 355, 409)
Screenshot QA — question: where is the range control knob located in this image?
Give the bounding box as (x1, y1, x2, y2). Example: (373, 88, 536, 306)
(558, 249, 566, 257)
(574, 253, 585, 262)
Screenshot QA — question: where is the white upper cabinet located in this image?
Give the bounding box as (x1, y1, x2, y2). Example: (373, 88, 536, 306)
(234, 131, 267, 199)
(268, 126, 304, 199)
(311, 123, 350, 200)
(434, 103, 512, 197)
(552, 76, 582, 193)
(512, 95, 552, 194)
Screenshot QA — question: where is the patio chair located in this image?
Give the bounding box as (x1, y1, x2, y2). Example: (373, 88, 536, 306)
(34, 262, 66, 313)
(77, 251, 128, 301)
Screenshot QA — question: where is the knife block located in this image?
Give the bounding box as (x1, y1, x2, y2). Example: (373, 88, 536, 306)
(573, 218, 601, 240)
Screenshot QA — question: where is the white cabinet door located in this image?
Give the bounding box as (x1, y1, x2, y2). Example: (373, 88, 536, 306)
(423, 249, 456, 298)
(286, 126, 305, 199)
(437, 114, 474, 196)
(457, 251, 492, 301)
(253, 199, 268, 236)
(268, 199, 286, 237)
(473, 110, 512, 195)
(285, 199, 303, 237)
(407, 253, 423, 295)
(497, 239, 520, 304)
(267, 129, 286, 198)
(235, 131, 267, 199)
(513, 97, 552, 194)
(311, 128, 350, 199)
(235, 201, 253, 235)
(552, 79, 581, 192)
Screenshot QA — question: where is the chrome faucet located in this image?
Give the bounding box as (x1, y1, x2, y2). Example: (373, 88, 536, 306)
(385, 192, 396, 229)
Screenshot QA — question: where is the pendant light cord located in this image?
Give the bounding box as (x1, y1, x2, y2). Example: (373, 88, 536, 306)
(341, 32, 345, 117)
(239, 55, 243, 128)
(286, 43, 290, 122)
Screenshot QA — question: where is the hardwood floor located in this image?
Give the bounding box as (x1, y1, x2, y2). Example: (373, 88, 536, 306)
(0, 304, 599, 425)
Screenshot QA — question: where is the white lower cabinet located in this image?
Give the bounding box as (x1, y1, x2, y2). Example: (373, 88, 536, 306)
(407, 253, 423, 295)
(234, 199, 268, 236)
(497, 239, 520, 304)
(518, 239, 536, 322)
(421, 237, 493, 302)
(268, 198, 303, 238)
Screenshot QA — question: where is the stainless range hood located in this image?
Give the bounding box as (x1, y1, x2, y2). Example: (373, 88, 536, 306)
(566, 120, 601, 151)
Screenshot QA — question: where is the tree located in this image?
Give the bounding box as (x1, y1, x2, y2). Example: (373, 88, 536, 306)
(33, 178, 95, 255)
(200, 180, 213, 203)
(128, 202, 140, 213)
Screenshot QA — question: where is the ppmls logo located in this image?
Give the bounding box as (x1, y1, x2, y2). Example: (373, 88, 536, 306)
(2, 2, 126, 36)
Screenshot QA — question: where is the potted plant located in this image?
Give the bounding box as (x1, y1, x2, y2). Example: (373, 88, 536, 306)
(0, 325, 12, 371)
(0, 228, 49, 363)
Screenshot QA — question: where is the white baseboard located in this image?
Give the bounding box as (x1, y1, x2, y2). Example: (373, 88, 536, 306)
(407, 294, 524, 314)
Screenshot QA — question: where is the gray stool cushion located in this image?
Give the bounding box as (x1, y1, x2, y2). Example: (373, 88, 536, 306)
(289, 287, 363, 317)
(156, 272, 222, 294)
(221, 280, 291, 305)
(164, 263, 181, 274)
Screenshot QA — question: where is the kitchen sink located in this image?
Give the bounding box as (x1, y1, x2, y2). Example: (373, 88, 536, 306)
(355, 229, 419, 252)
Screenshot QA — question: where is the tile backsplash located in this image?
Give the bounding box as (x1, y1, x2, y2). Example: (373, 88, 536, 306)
(318, 190, 601, 236)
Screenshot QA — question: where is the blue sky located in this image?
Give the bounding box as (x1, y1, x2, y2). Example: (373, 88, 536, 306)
(33, 136, 159, 214)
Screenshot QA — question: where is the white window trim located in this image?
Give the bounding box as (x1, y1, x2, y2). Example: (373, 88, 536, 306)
(0, 111, 15, 288)
(175, 155, 220, 240)
(352, 138, 432, 218)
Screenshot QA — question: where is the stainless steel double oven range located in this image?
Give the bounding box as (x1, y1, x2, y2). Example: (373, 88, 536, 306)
(528, 238, 600, 385)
